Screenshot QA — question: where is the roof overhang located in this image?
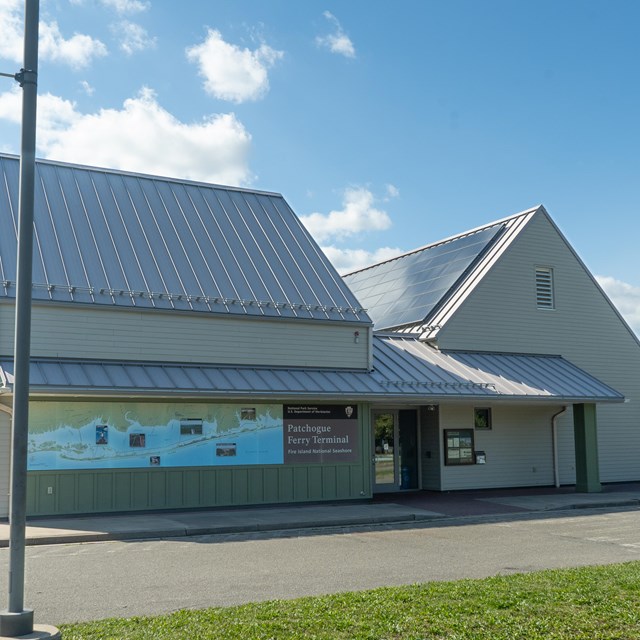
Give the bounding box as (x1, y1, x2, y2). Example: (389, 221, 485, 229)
(0, 336, 624, 405)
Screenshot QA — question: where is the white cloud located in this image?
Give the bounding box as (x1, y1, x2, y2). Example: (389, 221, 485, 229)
(69, 0, 149, 10)
(79, 80, 95, 95)
(316, 11, 355, 58)
(115, 20, 156, 55)
(385, 184, 400, 199)
(186, 29, 283, 103)
(0, 85, 253, 185)
(322, 246, 403, 275)
(40, 23, 108, 68)
(596, 275, 640, 337)
(0, 0, 23, 61)
(300, 187, 392, 243)
(0, 0, 107, 69)
(0, 86, 77, 130)
(100, 0, 150, 13)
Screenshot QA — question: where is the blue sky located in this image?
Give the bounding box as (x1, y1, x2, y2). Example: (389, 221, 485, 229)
(0, 0, 638, 333)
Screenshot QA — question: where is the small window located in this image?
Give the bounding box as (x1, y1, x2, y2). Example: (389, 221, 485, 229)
(535, 267, 554, 309)
(474, 407, 492, 430)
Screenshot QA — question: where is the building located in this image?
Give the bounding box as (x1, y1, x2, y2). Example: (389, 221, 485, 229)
(0, 153, 634, 517)
(344, 208, 639, 492)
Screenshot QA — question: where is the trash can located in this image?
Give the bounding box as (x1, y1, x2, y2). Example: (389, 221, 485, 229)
(401, 466, 411, 489)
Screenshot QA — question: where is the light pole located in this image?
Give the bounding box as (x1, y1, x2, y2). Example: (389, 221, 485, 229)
(0, 1, 59, 638)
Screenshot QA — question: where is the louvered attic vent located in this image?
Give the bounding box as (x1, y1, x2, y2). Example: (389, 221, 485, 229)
(535, 267, 554, 309)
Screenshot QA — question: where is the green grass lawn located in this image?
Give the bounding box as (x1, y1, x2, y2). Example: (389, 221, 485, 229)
(60, 561, 640, 640)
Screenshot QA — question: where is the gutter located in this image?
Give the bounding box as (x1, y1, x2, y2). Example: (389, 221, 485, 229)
(551, 406, 567, 488)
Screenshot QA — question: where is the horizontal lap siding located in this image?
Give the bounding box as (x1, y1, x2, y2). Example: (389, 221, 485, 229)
(440, 405, 557, 491)
(437, 212, 640, 483)
(556, 409, 577, 485)
(0, 304, 369, 370)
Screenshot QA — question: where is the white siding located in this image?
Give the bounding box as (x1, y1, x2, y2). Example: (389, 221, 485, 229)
(0, 303, 370, 370)
(0, 403, 10, 517)
(437, 211, 640, 483)
(440, 404, 558, 491)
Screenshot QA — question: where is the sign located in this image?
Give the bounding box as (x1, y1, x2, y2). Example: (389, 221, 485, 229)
(28, 401, 363, 470)
(283, 404, 359, 463)
(28, 401, 284, 470)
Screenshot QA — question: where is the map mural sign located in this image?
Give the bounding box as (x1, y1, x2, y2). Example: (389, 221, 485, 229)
(283, 404, 360, 463)
(27, 401, 284, 470)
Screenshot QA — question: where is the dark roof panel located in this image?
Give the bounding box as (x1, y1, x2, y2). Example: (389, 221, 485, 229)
(343, 225, 504, 330)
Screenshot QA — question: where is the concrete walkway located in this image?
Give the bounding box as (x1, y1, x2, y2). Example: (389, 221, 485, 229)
(1, 483, 640, 547)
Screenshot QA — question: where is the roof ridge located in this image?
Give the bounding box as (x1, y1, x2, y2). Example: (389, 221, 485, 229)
(0, 152, 283, 198)
(343, 205, 543, 277)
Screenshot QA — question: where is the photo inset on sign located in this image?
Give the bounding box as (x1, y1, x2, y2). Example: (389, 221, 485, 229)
(95, 425, 108, 445)
(216, 443, 237, 457)
(241, 408, 256, 421)
(180, 418, 203, 435)
(129, 433, 146, 448)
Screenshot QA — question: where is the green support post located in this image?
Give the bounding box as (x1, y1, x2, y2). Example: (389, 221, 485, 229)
(573, 403, 601, 493)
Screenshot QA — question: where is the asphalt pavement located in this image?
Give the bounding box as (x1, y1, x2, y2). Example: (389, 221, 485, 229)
(2, 482, 640, 547)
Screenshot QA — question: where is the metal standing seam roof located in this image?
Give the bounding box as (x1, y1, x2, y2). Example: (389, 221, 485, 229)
(0, 154, 369, 324)
(0, 335, 623, 403)
(342, 207, 540, 334)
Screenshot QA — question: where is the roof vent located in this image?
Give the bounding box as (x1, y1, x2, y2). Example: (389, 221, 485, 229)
(535, 267, 554, 309)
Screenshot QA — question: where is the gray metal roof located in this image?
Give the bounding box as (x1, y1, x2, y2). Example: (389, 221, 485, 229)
(0, 154, 369, 323)
(0, 335, 623, 403)
(343, 207, 540, 332)
(372, 335, 623, 401)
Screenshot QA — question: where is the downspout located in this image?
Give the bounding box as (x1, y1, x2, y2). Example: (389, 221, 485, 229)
(551, 406, 567, 488)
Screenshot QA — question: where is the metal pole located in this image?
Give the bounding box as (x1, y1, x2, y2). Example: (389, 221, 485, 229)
(0, 0, 39, 636)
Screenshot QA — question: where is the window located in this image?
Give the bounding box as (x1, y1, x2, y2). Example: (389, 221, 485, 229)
(535, 267, 554, 309)
(444, 429, 474, 465)
(474, 407, 492, 430)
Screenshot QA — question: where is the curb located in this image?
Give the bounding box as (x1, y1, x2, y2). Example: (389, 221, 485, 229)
(2, 512, 447, 547)
(566, 498, 640, 511)
(2, 499, 638, 548)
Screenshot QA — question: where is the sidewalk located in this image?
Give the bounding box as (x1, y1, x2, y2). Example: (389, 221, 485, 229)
(2, 483, 640, 548)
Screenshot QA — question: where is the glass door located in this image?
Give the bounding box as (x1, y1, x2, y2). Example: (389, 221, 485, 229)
(373, 411, 398, 491)
(373, 409, 419, 492)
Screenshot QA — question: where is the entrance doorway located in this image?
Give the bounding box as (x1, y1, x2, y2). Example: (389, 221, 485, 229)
(372, 409, 419, 492)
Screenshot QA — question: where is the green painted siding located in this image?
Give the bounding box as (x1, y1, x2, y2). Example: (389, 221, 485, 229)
(27, 463, 371, 515)
(573, 403, 602, 493)
(420, 405, 441, 490)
